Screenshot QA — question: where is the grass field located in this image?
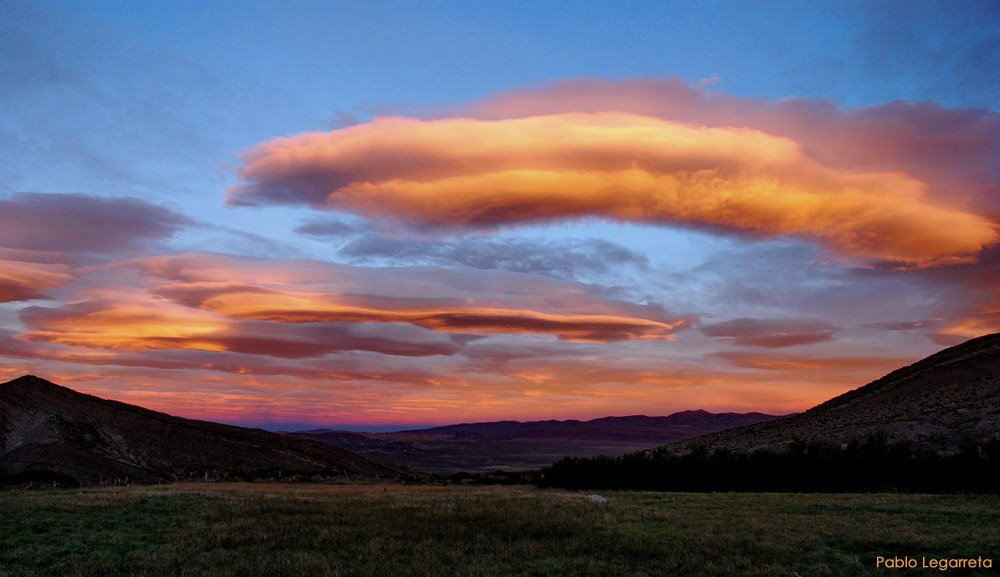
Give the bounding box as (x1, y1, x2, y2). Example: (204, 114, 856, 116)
(0, 483, 997, 577)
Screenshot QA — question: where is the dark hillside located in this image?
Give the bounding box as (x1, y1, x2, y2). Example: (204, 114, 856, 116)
(667, 333, 1000, 454)
(0, 375, 417, 485)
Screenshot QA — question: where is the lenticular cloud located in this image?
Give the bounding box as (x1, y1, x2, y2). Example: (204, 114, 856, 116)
(230, 112, 997, 266)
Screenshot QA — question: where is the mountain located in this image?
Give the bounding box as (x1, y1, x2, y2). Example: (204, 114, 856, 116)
(390, 411, 779, 442)
(0, 375, 418, 486)
(290, 411, 782, 473)
(666, 333, 1000, 454)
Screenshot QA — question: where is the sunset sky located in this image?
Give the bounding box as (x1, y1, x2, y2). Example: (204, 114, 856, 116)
(1, 0, 998, 429)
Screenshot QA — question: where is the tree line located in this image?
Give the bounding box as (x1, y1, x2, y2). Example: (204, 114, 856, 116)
(537, 433, 1000, 492)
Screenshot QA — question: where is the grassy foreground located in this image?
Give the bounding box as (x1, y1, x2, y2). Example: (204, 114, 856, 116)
(0, 484, 997, 577)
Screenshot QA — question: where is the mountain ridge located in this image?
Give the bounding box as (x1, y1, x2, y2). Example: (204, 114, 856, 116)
(0, 375, 418, 485)
(391, 410, 782, 441)
(289, 410, 783, 472)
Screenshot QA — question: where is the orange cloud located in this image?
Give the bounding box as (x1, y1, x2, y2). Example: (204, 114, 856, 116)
(134, 253, 688, 343)
(19, 298, 229, 352)
(195, 288, 683, 343)
(17, 295, 463, 359)
(14, 251, 686, 365)
(0, 258, 73, 302)
(931, 308, 1000, 346)
(466, 79, 1000, 212)
(231, 113, 997, 265)
(714, 351, 905, 372)
(0, 327, 453, 386)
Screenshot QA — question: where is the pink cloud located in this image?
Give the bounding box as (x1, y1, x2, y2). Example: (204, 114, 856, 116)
(0, 259, 73, 302)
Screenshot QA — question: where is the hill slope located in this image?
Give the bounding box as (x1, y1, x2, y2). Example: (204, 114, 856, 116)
(0, 375, 417, 485)
(668, 333, 1000, 453)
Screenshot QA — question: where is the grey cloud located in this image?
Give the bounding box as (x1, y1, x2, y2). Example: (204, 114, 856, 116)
(295, 218, 364, 238)
(0, 193, 192, 255)
(700, 317, 839, 348)
(338, 234, 649, 280)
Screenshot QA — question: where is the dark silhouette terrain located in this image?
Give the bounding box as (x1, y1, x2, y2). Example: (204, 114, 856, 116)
(0, 375, 417, 485)
(667, 332, 1000, 454)
(541, 334, 1000, 491)
(289, 411, 782, 472)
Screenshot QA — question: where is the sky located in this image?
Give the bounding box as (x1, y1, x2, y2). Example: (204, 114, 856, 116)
(1, 0, 998, 430)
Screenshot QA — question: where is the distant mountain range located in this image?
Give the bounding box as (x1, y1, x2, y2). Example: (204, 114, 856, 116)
(664, 332, 1000, 454)
(288, 411, 783, 472)
(0, 375, 417, 486)
(399, 411, 780, 441)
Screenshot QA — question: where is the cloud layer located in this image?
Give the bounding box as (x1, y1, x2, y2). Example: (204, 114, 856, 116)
(335, 233, 649, 280)
(141, 253, 686, 343)
(3, 78, 998, 425)
(231, 112, 997, 265)
(0, 193, 192, 303)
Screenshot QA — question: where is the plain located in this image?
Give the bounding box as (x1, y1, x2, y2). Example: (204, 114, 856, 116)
(1, 483, 997, 577)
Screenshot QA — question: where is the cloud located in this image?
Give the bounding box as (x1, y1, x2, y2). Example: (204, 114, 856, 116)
(930, 309, 1000, 346)
(134, 253, 686, 343)
(295, 218, 363, 238)
(0, 329, 451, 386)
(204, 322, 461, 358)
(338, 234, 649, 280)
(467, 78, 1000, 221)
(0, 193, 192, 302)
(11, 251, 687, 375)
(865, 320, 935, 332)
(295, 216, 650, 280)
(231, 111, 996, 265)
(700, 317, 838, 348)
(19, 298, 229, 352)
(157, 283, 683, 343)
(131, 253, 666, 314)
(659, 238, 996, 353)
(847, 245, 1000, 345)
(0, 252, 72, 302)
(0, 193, 192, 255)
(713, 350, 904, 372)
(199, 291, 683, 343)
(19, 296, 462, 358)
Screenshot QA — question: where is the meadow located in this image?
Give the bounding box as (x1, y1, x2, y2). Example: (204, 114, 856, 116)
(0, 483, 997, 577)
